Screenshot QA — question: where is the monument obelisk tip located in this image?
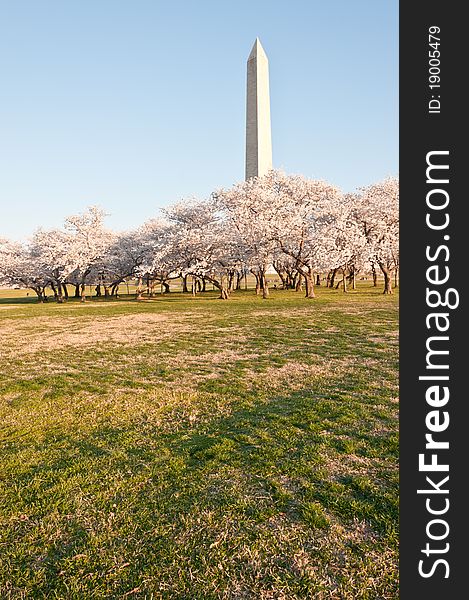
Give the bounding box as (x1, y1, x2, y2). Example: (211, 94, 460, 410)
(248, 37, 266, 61)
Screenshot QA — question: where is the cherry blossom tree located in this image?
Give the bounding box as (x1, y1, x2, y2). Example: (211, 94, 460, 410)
(215, 174, 282, 299)
(316, 193, 370, 292)
(236, 170, 344, 298)
(0, 238, 49, 301)
(94, 226, 153, 298)
(28, 228, 76, 301)
(63, 206, 113, 300)
(17, 206, 112, 302)
(132, 218, 184, 298)
(351, 177, 399, 294)
(163, 198, 240, 299)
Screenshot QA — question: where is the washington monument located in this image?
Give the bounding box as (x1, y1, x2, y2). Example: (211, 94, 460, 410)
(245, 38, 272, 180)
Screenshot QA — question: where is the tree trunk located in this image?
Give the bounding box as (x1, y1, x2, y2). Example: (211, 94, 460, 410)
(182, 275, 189, 293)
(262, 275, 269, 299)
(162, 281, 170, 293)
(34, 287, 44, 303)
(56, 282, 64, 303)
(253, 272, 261, 295)
(329, 268, 337, 289)
(342, 270, 348, 293)
(75, 284, 81, 298)
(304, 272, 315, 298)
(63, 284, 69, 300)
(394, 268, 399, 288)
(277, 271, 287, 289)
(136, 277, 144, 300)
(316, 274, 321, 286)
(273, 263, 287, 289)
(203, 275, 231, 300)
(80, 283, 86, 302)
(288, 271, 295, 289)
(228, 271, 235, 292)
(379, 264, 393, 294)
(192, 276, 197, 296)
(371, 263, 378, 287)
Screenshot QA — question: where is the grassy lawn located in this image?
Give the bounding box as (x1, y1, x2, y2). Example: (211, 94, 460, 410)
(0, 285, 398, 599)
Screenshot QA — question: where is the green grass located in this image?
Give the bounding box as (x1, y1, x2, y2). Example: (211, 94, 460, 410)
(0, 285, 398, 599)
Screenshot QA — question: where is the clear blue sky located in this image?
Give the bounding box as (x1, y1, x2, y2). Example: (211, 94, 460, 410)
(0, 0, 398, 239)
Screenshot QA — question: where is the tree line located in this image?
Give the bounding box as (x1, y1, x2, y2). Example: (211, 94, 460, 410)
(0, 170, 399, 302)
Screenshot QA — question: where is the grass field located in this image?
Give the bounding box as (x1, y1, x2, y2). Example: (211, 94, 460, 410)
(0, 285, 399, 599)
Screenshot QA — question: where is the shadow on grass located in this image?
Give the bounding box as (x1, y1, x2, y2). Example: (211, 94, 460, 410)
(8, 367, 398, 533)
(1, 365, 398, 597)
(0, 290, 234, 306)
(0, 295, 39, 305)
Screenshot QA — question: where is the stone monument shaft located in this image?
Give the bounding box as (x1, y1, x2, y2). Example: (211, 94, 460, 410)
(245, 38, 272, 180)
